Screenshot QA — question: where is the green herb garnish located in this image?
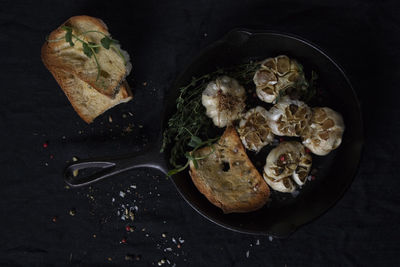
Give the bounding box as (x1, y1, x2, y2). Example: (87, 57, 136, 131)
(47, 26, 125, 82)
(301, 70, 318, 102)
(161, 61, 260, 171)
(167, 133, 219, 176)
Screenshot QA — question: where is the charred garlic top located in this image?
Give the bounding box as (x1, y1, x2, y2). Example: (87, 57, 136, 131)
(237, 106, 274, 153)
(267, 96, 312, 137)
(202, 76, 246, 128)
(254, 55, 307, 103)
(302, 107, 345, 156)
(263, 141, 312, 193)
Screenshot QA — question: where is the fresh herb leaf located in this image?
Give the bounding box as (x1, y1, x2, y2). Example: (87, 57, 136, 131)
(100, 36, 113, 49)
(62, 26, 74, 47)
(82, 43, 93, 58)
(188, 135, 202, 148)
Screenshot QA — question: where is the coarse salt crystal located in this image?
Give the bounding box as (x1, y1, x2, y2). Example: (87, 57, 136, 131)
(269, 236, 273, 242)
(246, 251, 250, 258)
(120, 191, 126, 198)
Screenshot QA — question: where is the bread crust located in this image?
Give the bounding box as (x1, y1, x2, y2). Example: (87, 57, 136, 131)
(189, 126, 270, 213)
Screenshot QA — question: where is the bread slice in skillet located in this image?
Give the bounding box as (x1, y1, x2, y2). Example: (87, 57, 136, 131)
(189, 126, 270, 213)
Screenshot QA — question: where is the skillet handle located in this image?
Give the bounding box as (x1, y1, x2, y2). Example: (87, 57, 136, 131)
(64, 147, 167, 187)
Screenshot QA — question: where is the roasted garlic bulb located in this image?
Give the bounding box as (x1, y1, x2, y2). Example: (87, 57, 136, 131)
(237, 106, 274, 152)
(254, 55, 307, 103)
(263, 141, 312, 193)
(267, 96, 312, 137)
(202, 76, 246, 128)
(302, 107, 345, 156)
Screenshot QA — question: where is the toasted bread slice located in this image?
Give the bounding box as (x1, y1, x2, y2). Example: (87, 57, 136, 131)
(42, 15, 132, 97)
(189, 126, 270, 213)
(48, 67, 132, 123)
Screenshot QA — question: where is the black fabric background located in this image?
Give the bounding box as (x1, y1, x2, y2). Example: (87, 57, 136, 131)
(0, 0, 399, 266)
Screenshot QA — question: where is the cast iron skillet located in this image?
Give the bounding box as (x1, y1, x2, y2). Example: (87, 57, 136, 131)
(64, 29, 363, 237)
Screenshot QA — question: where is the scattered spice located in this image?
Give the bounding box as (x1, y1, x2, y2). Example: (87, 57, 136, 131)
(52, 216, 57, 223)
(305, 148, 311, 153)
(93, 234, 97, 238)
(162, 233, 167, 238)
(123, 124, 133, 133)
(50, 154, 54, 159)
(43, 141, 48, 148)
(108, 116, 113, 123)
(279, 137, 284, 142)
(69, 209, 76, 216)
(107, 257, 112, 261)
(125, 254, 134, 261)
(143, 82, 147, 86)
(121, 238, 127, 244)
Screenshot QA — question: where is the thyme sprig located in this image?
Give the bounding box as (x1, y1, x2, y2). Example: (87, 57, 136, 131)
(302, 70, 318, 102)
(47, 26, 125, 81)
(167, 133, 220, 176)
(161, 61, 260, 170)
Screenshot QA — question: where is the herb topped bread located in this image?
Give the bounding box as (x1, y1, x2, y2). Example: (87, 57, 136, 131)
(41, 15, 132, 123)
(189, 126, 270, 213)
